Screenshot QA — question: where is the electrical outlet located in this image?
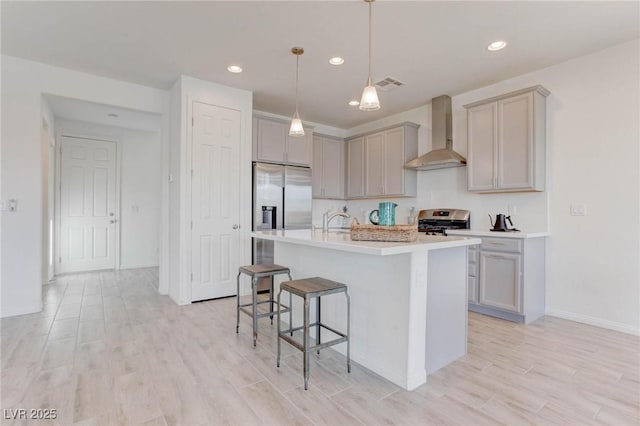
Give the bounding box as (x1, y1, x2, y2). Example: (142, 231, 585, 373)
(570, 203, 586, 216)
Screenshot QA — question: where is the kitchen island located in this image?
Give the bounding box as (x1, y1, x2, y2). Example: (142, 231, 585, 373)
(251, 229, 481, 390)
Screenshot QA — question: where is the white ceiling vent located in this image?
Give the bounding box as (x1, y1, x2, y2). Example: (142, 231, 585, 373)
(375, 77, 405, 92)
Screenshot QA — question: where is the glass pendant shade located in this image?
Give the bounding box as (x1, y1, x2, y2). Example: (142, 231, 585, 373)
(289, 111, 305, 137)
(359, 78, 380, 111)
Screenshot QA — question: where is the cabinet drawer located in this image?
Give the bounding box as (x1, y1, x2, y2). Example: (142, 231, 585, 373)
(481, 238, 522, 253)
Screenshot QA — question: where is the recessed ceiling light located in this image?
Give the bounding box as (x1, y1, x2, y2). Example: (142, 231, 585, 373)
(227, 65, 243, 73)
(348, 100, 360, 106)
(107, 113, 118, 118)
(487, 41, 507, 51)
(329, 57, 345, 65)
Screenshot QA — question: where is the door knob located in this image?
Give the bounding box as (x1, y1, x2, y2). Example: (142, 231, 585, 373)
(232, 224, 239, 230)
(110, 219, 117, 224)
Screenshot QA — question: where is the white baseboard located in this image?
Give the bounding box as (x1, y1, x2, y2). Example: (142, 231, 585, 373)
(118, 264, 159, 270)
(0, 302, 43, 318)
(546, 308, 639, 336)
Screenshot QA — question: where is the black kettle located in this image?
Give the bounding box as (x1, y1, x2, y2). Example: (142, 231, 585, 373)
(489, 214, 513, 232)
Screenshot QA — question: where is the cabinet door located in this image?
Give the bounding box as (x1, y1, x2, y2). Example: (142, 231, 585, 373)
(256, 119, 286, 163)
(384, 127, 405, 195)
(467, 103, 497, 191)
(312, 136, 324, 197)
(479, 251, 522, 313)
(286, 131, 312, 166)
(322, 138, 344, 198)
(498, 92, 533, 189)
(347, 137, 365, 198)
(365, 132, 385, 197)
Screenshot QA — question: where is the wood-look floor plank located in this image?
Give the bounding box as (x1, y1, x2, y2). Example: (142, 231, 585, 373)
(2, 268, 638, 426)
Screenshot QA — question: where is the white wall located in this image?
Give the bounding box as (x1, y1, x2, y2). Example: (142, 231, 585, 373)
(169, 75, 253, 305)
(340, 40, 640, 334)
(1, 55, 170, 317)
(55, 119, 162, 269)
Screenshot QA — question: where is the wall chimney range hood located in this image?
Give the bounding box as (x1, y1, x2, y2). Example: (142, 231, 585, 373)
(404, 95, 466, 171)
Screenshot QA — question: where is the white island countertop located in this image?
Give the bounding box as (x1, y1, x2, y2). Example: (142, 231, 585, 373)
(446, 229, 550, 239)
(252, 229, 481, 256)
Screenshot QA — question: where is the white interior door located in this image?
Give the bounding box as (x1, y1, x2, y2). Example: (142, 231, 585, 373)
(191, 101, 241, 301)
(58, 136, 117, 273)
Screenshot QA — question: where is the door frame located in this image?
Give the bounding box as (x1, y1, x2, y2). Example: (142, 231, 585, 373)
(54, 132, 122, 275)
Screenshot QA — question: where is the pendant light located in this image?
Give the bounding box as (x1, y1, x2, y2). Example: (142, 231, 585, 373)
(360, 0, 380, 111)
(289, 47, 305, 137)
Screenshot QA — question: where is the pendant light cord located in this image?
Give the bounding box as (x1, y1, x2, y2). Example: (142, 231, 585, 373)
(368, 1, 372, 82)
(295, 53, 300, 114)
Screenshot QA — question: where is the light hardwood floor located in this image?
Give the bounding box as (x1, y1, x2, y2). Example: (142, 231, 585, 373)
(1, 268, 638, 425)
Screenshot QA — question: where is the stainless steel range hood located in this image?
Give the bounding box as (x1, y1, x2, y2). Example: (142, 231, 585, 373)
(404, 95, 466, 170)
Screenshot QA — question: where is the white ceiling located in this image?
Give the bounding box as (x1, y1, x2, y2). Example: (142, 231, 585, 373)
(3, 1, 639, 129)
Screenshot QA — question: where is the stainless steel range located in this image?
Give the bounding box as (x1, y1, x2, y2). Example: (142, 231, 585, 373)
(418, 209, 470, 235)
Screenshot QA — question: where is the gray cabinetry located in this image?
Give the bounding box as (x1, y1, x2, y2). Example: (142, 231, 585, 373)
(253, 116, 312, 166)
(479, 251, 522, 313)
(464, 234, 545, 324)
(346, 137, 365, 198)
(346, 122, 418, 199)
(465, 86, 549, 193)
(468, 247, 478, 304)
(313, 135, 345, 199)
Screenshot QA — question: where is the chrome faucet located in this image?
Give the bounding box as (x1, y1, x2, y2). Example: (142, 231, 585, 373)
(322, 210, 351, 232)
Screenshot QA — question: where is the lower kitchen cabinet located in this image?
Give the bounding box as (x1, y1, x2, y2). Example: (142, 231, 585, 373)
(479, 251, 521, 313)
(459, 233, 546, 324)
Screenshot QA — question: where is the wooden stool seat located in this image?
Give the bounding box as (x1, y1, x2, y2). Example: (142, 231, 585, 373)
(239, 264, 290, 276)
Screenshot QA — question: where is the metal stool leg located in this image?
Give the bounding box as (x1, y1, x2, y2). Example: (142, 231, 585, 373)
(346, 290, 351, 373)
(277, 287, 283, 367)
(269, 275, 274, 324)
(316, 296, 321, 355)
(289, 290, 293, 337)
(303, 296, 310, 390)
(236, 271, 242, 333)
(252, 276, 258, 347)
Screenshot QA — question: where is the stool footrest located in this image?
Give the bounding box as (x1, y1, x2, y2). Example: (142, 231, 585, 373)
(238, 302, 289, 320)
(278, 333, 348, 353)
(278, 322, 348, 351)
(280, 323, 346, 339)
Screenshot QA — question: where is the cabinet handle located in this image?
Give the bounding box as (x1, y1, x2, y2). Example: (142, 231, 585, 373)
(487, 242, 505, 245)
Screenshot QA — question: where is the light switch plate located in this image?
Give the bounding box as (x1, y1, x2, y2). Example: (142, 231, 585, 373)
(570, 203, 586, 216)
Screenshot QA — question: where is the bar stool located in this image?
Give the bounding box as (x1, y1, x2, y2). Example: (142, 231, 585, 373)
(236, 264, 292, 347)
(276, 277, 350, 390)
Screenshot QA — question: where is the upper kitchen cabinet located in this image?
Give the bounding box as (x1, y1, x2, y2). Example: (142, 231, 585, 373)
(253, 116, 313, 166)
(347, 122, 418, 199)
(346, 136, 365, 198)
(465, 86, 549, 193)
(313, 135, 345, 199)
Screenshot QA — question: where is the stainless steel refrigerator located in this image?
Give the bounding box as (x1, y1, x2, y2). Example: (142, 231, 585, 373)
(253, 162, 312, 267)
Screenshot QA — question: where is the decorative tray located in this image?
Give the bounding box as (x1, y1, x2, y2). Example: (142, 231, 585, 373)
(350, 220, 418, 242)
